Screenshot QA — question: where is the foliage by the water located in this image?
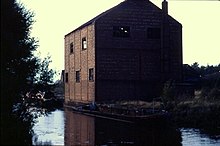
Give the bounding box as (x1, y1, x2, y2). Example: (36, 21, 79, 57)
(161, 63, 220, 132)
(1, 0, 57, 145)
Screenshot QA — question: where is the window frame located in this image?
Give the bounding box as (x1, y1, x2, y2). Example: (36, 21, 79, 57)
(65, 73, 68, 83)
(82, 37, 87, 50)
(70, 42, 74, 54)
(147, 27, 161, 39)
(75, 71, 80, 83)
(88, 68, 94, 81)
(113, 26, 130, 38)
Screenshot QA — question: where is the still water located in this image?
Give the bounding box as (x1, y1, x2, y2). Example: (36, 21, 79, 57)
(32, 109, 220, 146)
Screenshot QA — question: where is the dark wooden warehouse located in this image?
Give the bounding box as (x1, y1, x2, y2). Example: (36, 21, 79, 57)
(64, 0, 182, 103)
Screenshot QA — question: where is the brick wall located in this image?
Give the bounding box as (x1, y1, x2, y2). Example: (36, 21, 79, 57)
(64, 24, 95, 103)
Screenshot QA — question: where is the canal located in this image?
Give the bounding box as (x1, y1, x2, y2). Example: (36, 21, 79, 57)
(32, 109, 220, 146)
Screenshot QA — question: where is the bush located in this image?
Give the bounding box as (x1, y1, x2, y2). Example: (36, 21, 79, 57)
(208, 87, 220, 100)
(161, 80, 176, 107)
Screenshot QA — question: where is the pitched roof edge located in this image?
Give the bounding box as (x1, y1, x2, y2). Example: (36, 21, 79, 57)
(65, 1, 125, 37)
(148, 0, 182, 27)
(65, 0, 182, 37)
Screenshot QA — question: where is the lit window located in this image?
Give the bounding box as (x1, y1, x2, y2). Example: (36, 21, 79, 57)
(76, 71, 80, 82)
(147, 28, 161, 39)
(70, 42, 74, 53)
(65, 73, 68, 83)
(82, 37, 87, 50)
(113, 26, 130, 37)
(89, 68, 94, 81)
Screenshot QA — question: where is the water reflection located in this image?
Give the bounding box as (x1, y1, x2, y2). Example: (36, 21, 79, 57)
(33, 109, 220, 146)
(32, 109, 64, 145)
(65, 109, 95, 145)
(64, 108, 182, 146)
(181, 128, 220, 146)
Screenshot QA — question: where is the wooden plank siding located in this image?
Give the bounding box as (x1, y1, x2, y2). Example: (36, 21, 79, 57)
(65, 0, 182, 103)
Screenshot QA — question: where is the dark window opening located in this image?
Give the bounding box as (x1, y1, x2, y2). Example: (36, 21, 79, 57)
(89, 68, 94, 81)
(82, 37, 87, 50)
(76, 71, 80, 82)
(147, 28, 161, 39)
(113, 26, 130, 37)
(70, 42, 74, 53)
(65, 73, 68, 83)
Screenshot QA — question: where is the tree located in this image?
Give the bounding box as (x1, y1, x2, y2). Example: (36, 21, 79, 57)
(191, 62, 200, 71)
(190, 62, 220, 100)
(191, 62, 220, 76)
(1, 0, 56, 145)
(34, 55, 57, 100)
(36, 56, 56, 88)
(1, 0, 37, 108)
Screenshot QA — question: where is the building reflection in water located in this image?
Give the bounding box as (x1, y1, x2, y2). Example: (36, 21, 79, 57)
(65, 108, 95, 146)
(64, 108, 182, 146)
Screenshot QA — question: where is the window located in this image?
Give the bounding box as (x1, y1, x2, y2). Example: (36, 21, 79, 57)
(76, 71, 80, 82)
(89, 68, 94, 81)
(82, 37, 87, 50)
(70, 42, 74, 53)
(113, 26, 130, 37)
(147, 28, 161, 39)
(65, 73, 68, 83)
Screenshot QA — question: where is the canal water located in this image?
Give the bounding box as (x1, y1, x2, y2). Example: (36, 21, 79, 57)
(32, 109, 220, 146)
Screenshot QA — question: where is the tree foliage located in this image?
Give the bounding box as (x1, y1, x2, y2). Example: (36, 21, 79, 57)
(35, 56, 56, 88)
(184, 62, 220, 100)
(191, 62, 220, 77)
(1, 0, 38, 108)
(1, 0, 56, 145)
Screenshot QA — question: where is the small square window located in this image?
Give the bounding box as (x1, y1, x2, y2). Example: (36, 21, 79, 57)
(147, 28, 161, 39)
(113, 26, 130, 38)
(82, 37, 87, 50)
(76, 71, 80, 82)
(89, 68, 94, 81)
(65, 73, 68, 83)
(70, 42, 74, 53)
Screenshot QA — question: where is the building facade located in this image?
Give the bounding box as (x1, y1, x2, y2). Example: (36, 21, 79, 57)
(64, 0, 182, 103)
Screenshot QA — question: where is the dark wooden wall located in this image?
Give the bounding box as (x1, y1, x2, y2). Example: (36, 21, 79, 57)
(95, 0, 182, 100)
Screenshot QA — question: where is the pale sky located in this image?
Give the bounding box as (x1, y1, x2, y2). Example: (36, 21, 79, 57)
(18, 0, 220, 79)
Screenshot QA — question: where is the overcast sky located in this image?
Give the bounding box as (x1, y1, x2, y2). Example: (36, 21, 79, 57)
(17, 0, 220, 79)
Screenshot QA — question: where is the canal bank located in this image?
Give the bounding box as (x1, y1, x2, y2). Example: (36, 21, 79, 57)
(64, 97, 220, 134)
(166, 99, 220, 134)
